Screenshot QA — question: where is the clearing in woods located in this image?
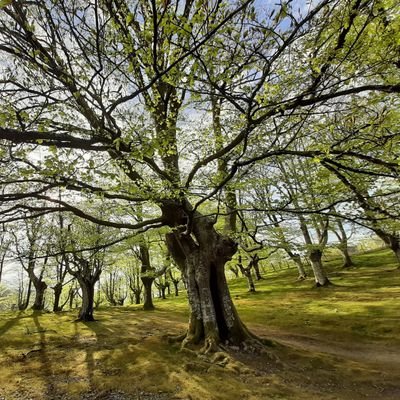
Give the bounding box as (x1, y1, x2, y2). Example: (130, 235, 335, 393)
(0, 248, 399, 400)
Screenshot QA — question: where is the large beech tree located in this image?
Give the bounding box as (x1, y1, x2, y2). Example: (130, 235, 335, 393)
(0, 0, 399, 351)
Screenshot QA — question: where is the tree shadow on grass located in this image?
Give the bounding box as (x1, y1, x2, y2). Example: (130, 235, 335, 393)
(0, 311, 27, 337)
(75, 312, 220, 399)
(31, 311, 56, 396)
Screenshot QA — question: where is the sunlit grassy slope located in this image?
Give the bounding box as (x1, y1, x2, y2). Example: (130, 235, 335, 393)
(0, 248, 399, 400)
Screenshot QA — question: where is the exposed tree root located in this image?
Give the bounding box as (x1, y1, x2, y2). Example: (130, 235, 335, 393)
(163, 331, 187, 344)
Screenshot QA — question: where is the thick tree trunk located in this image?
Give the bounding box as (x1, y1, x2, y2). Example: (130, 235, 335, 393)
(31, 279, 47, 311)
(309, 250, 331, 287)
(77, 279, 95, 321)
(165, 209, 262, 353)
(141, 277, 155, 310)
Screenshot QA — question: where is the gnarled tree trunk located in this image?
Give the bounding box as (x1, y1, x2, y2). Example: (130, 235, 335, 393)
(164, 205, 261, 353)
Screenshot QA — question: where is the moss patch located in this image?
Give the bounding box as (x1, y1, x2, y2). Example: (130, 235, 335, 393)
(1, 249, 400, 399)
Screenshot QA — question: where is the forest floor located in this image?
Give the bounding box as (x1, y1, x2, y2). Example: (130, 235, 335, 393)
(0, 248, 399, 400)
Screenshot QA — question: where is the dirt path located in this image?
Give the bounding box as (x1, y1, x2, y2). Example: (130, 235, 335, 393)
(255, 325, 400, 372)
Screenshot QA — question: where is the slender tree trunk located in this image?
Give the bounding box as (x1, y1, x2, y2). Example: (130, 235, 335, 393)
(69, 287, 76, 309)
(237, 256, 255, 292)
(251, 254, 263, 280)
(18, 279, 32, 310)
(341, 247, 354, 268)
(287, 251, 307, 280)
(0, 252, 6, 283)
(173, 281, 179, 296)
(309, 250, 331, 287)
(77, 278, 95, 321)
(139, 243, 155, 310)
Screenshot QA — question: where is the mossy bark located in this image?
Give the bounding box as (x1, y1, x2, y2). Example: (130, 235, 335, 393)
(164, 205, 260, 352)
(30, 276, 47, 311)
(77, 278, 95, 321)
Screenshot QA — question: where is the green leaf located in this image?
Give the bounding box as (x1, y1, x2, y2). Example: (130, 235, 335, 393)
(126, 13, 134, 26)
(0, 0, 12, 9)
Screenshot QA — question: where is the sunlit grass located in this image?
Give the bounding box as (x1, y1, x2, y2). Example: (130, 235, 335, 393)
(0, 248, 399, 399)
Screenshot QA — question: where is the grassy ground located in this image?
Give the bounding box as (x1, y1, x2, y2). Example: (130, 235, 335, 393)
(0, 248, 399, 400)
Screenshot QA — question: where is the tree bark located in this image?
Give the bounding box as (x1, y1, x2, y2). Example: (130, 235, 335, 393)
(287, 251, 307, 280)
(309, 250, 331, 287)
(135, 292, 141, 304)
(164, 205, 261, 352)
(173, 280, 179, 296)
(18, 278, 32, 311)
(332, 219, 354, 268)
(53, 283, 63, 312)
(0, 252, 6, 283)
(31, 277, 47, 311)
(251, 254, 264, 281)
(139, 243, 155, 310)
(341, 248, 354, 269)
(374, 229, 400, 267)
(237, 255, 256, 292)
(142, 276, 155, 310)
(77, 278, 95, 321)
